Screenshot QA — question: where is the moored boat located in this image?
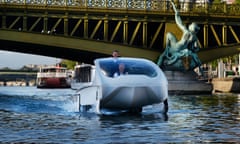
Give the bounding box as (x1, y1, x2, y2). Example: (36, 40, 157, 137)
(36, 65, 71, 88)
(71, 63, 95, 90)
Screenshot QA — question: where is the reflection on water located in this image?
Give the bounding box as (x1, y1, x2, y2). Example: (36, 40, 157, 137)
(0, 87, 239, 143)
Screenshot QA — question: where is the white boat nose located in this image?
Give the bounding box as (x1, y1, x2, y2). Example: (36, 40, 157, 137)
(100, 86, 164, 109)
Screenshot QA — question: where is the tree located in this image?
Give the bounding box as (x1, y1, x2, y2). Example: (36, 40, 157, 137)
(60, 60, 77, 69)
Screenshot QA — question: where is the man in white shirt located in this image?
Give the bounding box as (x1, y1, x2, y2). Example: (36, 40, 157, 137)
(114, 63, 127, 77)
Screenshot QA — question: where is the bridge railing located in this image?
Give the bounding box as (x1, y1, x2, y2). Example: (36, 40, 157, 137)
(1, 0, 240, 15)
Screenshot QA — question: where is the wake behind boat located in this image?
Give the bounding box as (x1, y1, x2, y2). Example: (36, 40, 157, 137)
(36, 65, 71, 88)
(75, 57, 168, 115)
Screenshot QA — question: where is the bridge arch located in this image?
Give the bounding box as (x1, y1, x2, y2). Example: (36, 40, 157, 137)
(1, 1, 240, 63)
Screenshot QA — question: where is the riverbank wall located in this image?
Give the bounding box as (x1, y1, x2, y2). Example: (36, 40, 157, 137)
(212, 77, 240, 93)
(164, 71, 213, 95)
(0, 80, 36, 86)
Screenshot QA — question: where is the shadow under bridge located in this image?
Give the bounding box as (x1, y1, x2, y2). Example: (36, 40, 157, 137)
(0, 30, 160, 64)
(1, 30, 240, 64)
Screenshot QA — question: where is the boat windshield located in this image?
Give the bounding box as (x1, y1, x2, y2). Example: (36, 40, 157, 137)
(98, 59, 157, 78)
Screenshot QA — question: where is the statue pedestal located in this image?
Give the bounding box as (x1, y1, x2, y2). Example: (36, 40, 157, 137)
(164, 71, 213, 95)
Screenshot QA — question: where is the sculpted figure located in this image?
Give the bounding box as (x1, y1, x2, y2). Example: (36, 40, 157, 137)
(157, 1, 203, 74)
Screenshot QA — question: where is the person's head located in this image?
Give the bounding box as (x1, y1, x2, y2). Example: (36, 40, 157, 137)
(118, 63, 125, 73)
(112, 50, 120, 58)
(188, 22, 200, 33)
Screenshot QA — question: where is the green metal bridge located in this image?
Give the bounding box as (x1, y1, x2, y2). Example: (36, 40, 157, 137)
(1, 0, 240, 64)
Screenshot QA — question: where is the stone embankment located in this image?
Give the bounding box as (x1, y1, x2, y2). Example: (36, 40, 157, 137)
(165, 71, 213, 95)
(212, 77, 240, 93)
(0, 80, 36, 86)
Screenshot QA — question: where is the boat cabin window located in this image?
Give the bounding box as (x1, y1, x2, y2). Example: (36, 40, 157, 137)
(41, 68, 66, 73)
(74, 66, 92, 82)
(98, 59, 157, 78)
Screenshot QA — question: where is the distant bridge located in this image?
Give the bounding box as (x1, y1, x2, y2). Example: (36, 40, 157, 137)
(1, 0, 240, 64)
(0, 71, 36, 86)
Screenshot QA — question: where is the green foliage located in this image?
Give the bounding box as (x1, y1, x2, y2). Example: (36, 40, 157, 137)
(234, 0, 240, 4)
(0, 66, 38, 72)
(212, 0, 222, 3)
(60, 60, 77, 69)
(209, 54, 239, 69)
(0, 67, 11, 71)
(212, 0, 240, 4)
(209, 60, 218, 69)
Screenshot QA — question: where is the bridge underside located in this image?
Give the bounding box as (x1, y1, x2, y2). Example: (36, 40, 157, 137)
(0, 39, 106, 64)
(1, 30, 240, 64)
(199, 44, 240, 63)
(0, 30, 160, 64)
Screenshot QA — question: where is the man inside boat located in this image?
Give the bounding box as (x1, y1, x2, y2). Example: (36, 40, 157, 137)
(112, 50, 120, 58)
(114, 63, 128, 77)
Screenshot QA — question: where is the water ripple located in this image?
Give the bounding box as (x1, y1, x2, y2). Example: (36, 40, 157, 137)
(0, 87, 240, 143)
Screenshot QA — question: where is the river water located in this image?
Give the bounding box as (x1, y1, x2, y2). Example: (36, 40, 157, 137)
(0, 86, 239, 143)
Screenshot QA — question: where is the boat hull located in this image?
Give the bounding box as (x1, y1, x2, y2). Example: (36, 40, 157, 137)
(98, 73, 168, 110)
(37, 77, 71, 88)
(100, 85, 167, 109)
(71, 81, 92, 90)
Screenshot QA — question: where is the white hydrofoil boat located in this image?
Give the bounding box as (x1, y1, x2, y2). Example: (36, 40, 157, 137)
(76, 57, 168, 115)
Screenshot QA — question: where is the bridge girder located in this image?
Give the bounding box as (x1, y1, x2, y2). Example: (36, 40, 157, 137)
(0, 30, 160, 64)
(1, 30, 240, 64)
(1, 2, 240, 63)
